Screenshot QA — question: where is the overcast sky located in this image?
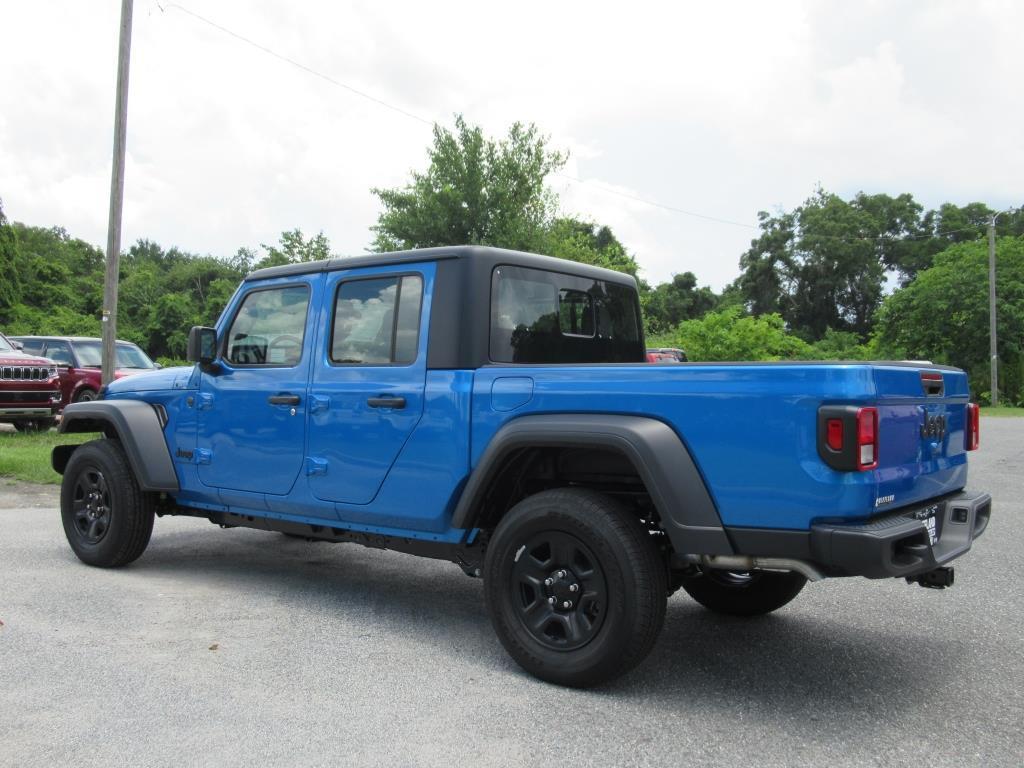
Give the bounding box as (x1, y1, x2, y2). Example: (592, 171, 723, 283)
(1, 0, 1020, 289)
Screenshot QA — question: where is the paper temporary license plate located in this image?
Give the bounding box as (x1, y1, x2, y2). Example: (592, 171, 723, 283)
(913, 504, 941, 546)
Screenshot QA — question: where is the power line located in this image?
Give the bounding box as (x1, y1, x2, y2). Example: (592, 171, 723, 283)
(156, 2, 1009, 248)
(158, 2, 434, 127)
(155, 2, 762, 231)
(553, 173, 757, 229)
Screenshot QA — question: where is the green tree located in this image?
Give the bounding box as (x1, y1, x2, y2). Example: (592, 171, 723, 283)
(0, 201, 22, 315)
(256, 229, 332, 269)
(5, 224, 104, 332)
(542, 218, 640, 277)
(643, 272, 717, 335)
(371, 114, 566, 253)
(660, 306, 812, 362)
(874, 236, 1024, 403)
(737, 189, 936, 341)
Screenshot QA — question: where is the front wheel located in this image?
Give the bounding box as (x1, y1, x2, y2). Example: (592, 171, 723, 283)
(484, 488, 667, 688)
(60, 439, 155, 567)
(681, 569, 807, 616)
(13, 418, 56, 432)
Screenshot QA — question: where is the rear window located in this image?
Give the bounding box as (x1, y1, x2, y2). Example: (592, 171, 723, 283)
(490, 265, 643, 363)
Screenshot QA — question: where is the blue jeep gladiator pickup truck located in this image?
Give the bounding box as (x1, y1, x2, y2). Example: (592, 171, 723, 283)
(52, 246, 991, 687)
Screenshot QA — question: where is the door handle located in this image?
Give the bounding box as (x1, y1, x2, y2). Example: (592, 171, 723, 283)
(367, 396, 406, 409)
(268, 394, 301, 406)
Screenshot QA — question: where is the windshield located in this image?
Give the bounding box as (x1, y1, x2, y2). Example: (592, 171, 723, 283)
(74, 341, 156, 369)
(0, 335, 13, 353)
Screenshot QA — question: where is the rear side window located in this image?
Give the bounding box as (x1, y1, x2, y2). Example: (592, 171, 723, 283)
(225, 284, 310, 366)
(330, 274, 423, 365)
(490, 265, 643, 363)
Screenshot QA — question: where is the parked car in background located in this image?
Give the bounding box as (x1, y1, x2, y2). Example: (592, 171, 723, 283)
(646, 347, 687, 363)
(0, 332, 61, 431)
(11, 336, 159, 406)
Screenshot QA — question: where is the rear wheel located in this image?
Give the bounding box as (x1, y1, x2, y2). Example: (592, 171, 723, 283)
(484, 488, 666, 687)
(60, 439, 155, 567)
(681, 569, 806, 616)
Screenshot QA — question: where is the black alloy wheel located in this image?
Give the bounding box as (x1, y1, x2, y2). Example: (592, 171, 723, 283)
(509, 530, 608, 651)
(484, 488, 667, 688)
(71, 467, 113, 544)
(60, 439, 155, 567)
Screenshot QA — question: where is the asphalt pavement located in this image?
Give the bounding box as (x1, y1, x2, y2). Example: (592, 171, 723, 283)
(1, 419, 1021, 767)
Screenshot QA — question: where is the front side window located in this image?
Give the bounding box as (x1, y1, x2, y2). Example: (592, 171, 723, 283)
(490, 266, 643, 363)
(225, 285, 310, 366)
(44, 341, 75, 366)
(331, 274, 423, 365)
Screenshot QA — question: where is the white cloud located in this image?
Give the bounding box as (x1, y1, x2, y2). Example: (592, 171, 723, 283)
(0, 0, 1020, 290)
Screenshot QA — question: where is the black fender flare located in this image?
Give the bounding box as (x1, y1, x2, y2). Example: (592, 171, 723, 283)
(53, 400, 179, 492)
(451, 414, 733, 555)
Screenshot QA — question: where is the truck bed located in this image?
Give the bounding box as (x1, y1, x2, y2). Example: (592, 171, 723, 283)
(470, 362, 971, 531)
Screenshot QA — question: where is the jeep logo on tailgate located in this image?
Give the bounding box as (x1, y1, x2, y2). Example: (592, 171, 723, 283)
(921, 413, 947, 440)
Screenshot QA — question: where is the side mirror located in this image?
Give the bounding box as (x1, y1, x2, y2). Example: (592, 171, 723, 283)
(187, 326, 218, 366)
(11, 340, 24, 350)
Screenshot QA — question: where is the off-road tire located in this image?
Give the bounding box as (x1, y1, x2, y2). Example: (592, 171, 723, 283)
(60, 439, 155, 567)
(681, 569, 807, 616)
(13, 418, 56, 432)
(484, 488, 667, 688)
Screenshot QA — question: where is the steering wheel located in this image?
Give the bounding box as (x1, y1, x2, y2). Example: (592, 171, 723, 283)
(267, 335, 302, 363)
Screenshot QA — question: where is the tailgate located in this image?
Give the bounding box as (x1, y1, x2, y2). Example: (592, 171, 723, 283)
(871, 365, 971, 513)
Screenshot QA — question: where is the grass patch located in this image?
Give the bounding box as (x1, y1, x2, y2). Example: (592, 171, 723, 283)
(0, 429, 101, 484)
(981, 406, 1024, 417)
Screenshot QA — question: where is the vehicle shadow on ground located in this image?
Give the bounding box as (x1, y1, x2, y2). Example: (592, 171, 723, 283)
(123, 523, 954, 712)
(621, 604, 944, 715)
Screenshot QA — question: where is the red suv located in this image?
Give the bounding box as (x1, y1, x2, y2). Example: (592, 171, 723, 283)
(11, 336, 159, 405)
(0, 332, 62, 431)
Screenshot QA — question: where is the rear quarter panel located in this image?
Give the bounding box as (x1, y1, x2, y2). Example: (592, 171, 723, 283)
(471, 363, 969, 531)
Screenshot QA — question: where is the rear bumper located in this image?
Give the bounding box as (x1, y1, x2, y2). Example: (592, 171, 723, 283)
(724, 490, 992, 580)
(810, 491, 991, 578)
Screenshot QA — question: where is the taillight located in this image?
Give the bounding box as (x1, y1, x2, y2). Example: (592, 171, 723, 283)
(826, 419, 844, 451)
(818, 405, 879, 472)
(856, 407, 878, 469)
(965, 403, 980, 451)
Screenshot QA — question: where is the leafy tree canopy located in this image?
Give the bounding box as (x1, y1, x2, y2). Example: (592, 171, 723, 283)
(371, 114, 566, 253)
(642, 271, 718, 335)
(874, 236, 1024, 403)
(737, 189, 1022, 343)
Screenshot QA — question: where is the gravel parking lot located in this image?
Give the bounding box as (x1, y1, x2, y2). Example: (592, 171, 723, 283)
(1, 419, 1021, 768)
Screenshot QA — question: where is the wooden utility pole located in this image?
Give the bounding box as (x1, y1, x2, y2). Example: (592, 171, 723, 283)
(988, 214, 998, 407)
(101, 0, 134, 385)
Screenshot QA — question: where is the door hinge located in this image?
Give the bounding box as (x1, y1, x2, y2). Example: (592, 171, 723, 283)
(197, 393, 214, 411)
(309, 394, 331, 414)
(194, 448, 212, 465)
(305, 456, 328, 476)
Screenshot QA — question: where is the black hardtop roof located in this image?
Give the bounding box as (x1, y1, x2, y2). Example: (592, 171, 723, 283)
(244, 245, 638, 288)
